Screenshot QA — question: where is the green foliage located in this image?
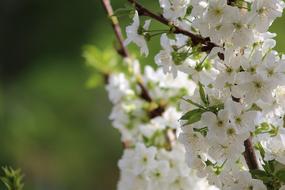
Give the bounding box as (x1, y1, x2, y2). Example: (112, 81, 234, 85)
(180, 84, 223, 125)
(250, 169, 272, 183)
(83, 45, 119, 73)
(180, 109, 205, 125)
(1, 167, 24, 190)
(276, 169, 285, 183)
(85, 73, 104, 88)
(83, 45, 121, 88)
(198, 83, 209, 106)
(250, 167, 284, 190)
(180, 102, 224, 125)
(254, 122, 279, 137)
(253, 143, 285, 189)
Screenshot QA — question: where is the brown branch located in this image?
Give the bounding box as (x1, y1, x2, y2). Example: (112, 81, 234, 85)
(101, 0, 153, 101)
(138, 82, 152, 102)
(127, 0, 219, 53)
(102, 0, 129, 58)
(101, 0, 164, 118)
(244, 137, 259, 170)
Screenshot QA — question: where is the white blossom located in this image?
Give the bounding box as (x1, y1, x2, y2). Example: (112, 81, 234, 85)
(124, 11, 151, 56)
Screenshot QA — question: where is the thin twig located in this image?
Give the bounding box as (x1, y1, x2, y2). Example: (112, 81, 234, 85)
(102, 0, 129, 57)
(127, 0, 219, 53)
(101, 0, 164, 117)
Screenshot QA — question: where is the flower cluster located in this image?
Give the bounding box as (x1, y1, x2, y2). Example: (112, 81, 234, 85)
(122, 0, 285, 189)
(106, 62, 216, 189)
(117, 143, 217, 190)
(106, 64, 194, 146)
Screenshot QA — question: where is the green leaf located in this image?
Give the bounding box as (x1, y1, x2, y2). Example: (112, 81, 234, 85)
(86, 73, 104, 88)
(180, 109, 205, 125)
(82, 45, 119, 74)
(263, 160, 275, 174)
(276, 169, 285, 182)
(182, 98, 206, 110)
(185, 5, 193, 16)
(250, 169, 272, 183)
(198, 82, 209, 106)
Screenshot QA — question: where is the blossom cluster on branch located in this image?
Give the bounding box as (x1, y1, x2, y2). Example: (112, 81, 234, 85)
(93, 0, 285, 189)
(107, 61, 217, 189)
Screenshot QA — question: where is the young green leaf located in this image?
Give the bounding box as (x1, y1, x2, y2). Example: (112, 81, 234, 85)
(83, 45, 119, 74)
(198, 82, 209, 106)
(180, 109, 205, 125)
(86, 72, 104, 88)
(250, 169, 272, 183)
(276, 169, 285, 182)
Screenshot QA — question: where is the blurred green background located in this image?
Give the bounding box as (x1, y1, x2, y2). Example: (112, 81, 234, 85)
(0, 0, 284, 189)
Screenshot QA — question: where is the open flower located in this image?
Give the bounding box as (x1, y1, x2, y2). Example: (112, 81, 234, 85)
(124, 11, 151, 56)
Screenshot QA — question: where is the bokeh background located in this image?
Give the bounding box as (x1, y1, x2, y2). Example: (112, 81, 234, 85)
(1, 0, 285, 189)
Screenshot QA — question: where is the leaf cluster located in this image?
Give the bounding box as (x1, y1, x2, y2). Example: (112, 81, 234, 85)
(253, 144, 285, 189)
(0, 167, 24, 190)
(82, 45, 123, 88)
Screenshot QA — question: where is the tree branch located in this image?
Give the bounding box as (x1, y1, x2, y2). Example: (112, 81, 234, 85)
(127, 0, 219, 53)
(101, 0, 164, 118)
(102, 0, 129, 58)
(244, 137, 259, 170)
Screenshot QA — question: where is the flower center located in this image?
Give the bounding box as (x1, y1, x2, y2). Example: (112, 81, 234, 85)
(257, 7, 268, 16)
(235, 117, 242, 124)
(254, 81, 262, 89)
(213, 8, 223, 16)
(233, 22, 243, 30)
(227, 128, 236, 136)
(217, 120, 224, 127)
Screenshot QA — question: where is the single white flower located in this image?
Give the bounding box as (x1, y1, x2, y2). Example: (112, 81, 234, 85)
(124, 11, 151, 56)
(159, 0, 190, 20)
(261, 131, 285, 165)
(133, 143, 157, 175)
(106, 73, 134, 103)
(201, 110, 229, 143)
(250, 0, 285, 32)
(204, 0, 228, 24)
(225, 99, 257, 134)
